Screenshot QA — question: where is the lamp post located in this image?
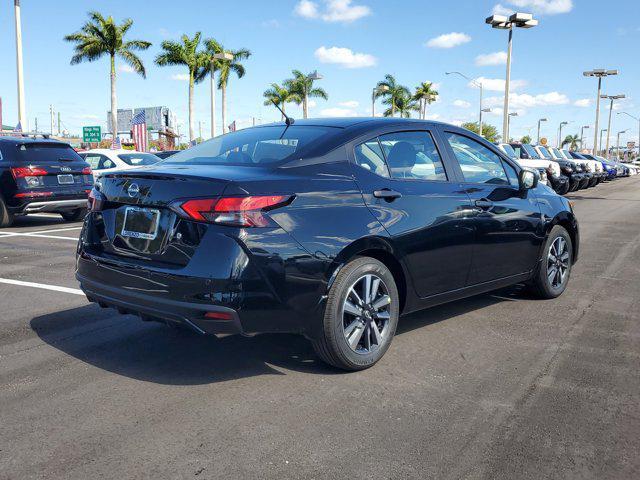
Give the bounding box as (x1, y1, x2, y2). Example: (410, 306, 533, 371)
(486, 12, 538, 144)
(446, 71, 484, 136)
(600, 94, 625, 158)
(580, 125, 589, 151)
(616, 130, 627, 160)
(303, 70, 323, 119)
(372, 85, 389, 117)
(617, 112, 639, 158)
(557, 121, 568, 148)
(537, 118, 547, 144)
(210, 51, 233, 138)
(599, 129, 607, 155)
(507, 112, 518, 137)
(583, 69, 619, 155)
(14, 0, 27, 129)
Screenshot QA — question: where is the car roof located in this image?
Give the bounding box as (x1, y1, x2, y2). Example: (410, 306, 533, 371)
(81, 149, 139, 154)
(0, 136, 69, 147)
(252, 117, 448, 130)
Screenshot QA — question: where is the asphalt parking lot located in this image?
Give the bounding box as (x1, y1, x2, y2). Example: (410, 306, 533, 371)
(1, 178, 639, 480)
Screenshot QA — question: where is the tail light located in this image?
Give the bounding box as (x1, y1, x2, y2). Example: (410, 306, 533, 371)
(178, 195, 293, 227)
(11, 166, 48, 178)
(82, 167, 92, 175)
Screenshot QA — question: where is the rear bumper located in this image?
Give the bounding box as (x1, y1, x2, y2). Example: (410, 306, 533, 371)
(9, 197, 87, 214)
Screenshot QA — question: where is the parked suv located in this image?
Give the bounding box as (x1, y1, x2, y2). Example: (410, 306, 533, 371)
(0, 136, 93, 227)
(497, 143, 548, 185)
(77, 118, 578, 371)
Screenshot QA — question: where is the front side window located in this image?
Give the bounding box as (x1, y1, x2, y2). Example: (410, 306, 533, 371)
(446, 132, 509, 185)
(378, 131, 447, 181)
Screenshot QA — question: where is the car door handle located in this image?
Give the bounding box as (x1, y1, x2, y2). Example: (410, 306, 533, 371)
(474, 199, 493, 210)
(373, 189, 402, 200)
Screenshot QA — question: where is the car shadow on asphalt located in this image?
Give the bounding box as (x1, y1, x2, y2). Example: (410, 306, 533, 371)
(30, 286, 525, 385)
(11, 215, 72, 228)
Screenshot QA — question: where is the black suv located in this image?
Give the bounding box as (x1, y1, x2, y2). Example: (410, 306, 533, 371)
(0, 136, 93, 227)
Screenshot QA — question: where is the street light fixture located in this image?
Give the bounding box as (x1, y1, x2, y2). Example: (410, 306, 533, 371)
(507, 112, 518, 137)
(446, 71, 484, 136)
(209, 51, 234, 137)
(616, 129, 627, 160)
(537, 118, 547, 144)
(486, 12, 538, 143)
(303, 70, 323, 119)
(599, 129, 608, 155)
(14, 0, 27, 130)
(617, 112, 639, 157)
(580, 125, 590, 151)
(558, 121, 569, 148)
(600, 94, 625, 158)
(372, 85, 389, 117)
(583, 69, 619, 155)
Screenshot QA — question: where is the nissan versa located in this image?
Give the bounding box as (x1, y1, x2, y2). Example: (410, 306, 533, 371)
(76, 118, 579, 370)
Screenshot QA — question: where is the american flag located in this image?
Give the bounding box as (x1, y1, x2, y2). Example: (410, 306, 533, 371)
(228, 121, 236, 132)
(111, 136, 122, 150)
(13, 121, 22, 133)
(131, 111, 148, 152)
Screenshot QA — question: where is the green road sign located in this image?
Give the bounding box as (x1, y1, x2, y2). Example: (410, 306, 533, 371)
(82, 126, 101, 143)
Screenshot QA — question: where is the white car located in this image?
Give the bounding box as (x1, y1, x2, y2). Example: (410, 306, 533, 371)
(78, 149, 161, 179)
(497, 143, 550, 185)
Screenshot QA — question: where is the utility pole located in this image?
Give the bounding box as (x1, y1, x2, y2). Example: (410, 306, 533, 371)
(583, 69, 618, 155)
(198, 120, 202, 141)
(14, 0, 27, 129)
(49, 105, 54, 135)
(601, 94, 625, 158)
(34, 117, 37, 132)
(58, 111, 61, 135)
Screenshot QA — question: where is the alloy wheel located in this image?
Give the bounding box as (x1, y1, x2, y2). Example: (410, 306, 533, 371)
(547, 236, 570, 289)
(341, 274, 392, 354)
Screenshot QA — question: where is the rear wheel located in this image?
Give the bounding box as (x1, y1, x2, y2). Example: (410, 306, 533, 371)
(60, 208, 87, 222)
(312, 257, 399, 371)
(530, 225, 572, 299)
(0, 197, 14, 228)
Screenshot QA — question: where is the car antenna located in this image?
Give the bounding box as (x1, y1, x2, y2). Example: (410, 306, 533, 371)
(271, 100, 295, 126)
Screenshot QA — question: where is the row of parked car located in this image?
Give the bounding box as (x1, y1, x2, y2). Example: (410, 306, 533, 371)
(496, 142, 638, 195)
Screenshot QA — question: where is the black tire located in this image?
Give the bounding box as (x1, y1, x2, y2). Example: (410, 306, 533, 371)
(0, 197, 14, 228)
(530, 225, 572, 299)
(312, 257, 400, 371)
(60, 208, 87, 222)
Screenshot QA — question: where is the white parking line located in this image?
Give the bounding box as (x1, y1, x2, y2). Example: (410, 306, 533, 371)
(0, 232, 78, 241)
(0, 278, 84, 295)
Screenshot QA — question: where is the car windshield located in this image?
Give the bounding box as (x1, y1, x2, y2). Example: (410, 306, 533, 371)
(522, 144, 540, 159)
(550, 148, 563, 158)
(560, 150, 572, 159)
(163, 126, 334, 166)
(16, 143, 83, 163)
(501, 144, 517, 158)
(537, 146, 552, 159)
(117, 153, 161, 166)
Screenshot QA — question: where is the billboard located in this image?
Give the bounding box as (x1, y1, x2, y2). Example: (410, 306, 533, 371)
(107, 106, 176, 134)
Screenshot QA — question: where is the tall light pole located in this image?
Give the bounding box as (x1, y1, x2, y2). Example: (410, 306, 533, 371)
(210, 52, 233, 138)
(537, 117, 547, 144)
(616, 130, 627, 160)
(601, 94, 625, 158)
(617, 112, 640, 157)
(507, 112, 518, 135)
(486, 12, 538, 144)
(446, 71, 484, 136)
(14, 0, 27, 129)
(583, 69, 618, 155)
(304, 70, 323, 119)
(372, 85, 389, 117)
(580, 125, 589, 151)
(599, 129, 607, 155)
(557, 121, 568, 148)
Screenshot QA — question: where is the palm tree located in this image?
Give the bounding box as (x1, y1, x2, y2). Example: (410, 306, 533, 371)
(64, 12, 151, 139)
(384, 91, 418, 118)
(413, 82, 439, 119)
(284, 70, 328, 119)
(155, 33, 208, 141)
(562, 134, 581, 151)
(375, 75, 410, 117)
(263, 83, 299, 120)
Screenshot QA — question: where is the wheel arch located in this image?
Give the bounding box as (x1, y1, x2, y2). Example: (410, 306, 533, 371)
(549, 211, 579, 263)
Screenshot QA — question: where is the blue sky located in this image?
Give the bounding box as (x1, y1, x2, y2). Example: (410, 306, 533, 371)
(1, 0, 638, 146)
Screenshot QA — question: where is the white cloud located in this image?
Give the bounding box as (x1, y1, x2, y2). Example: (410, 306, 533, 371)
(314, 46, 377, 68)
(492, 3, 514, 15)
(475, 51, 507, 66)
(339, 100, 359, 108)
(472, 77, 527, 92)
(453, 100, 472, 108)
(170, 74, 189, 81)
(574, 98, 591, 107)
(320, 107, 358, 117)
(118, 64, 135, 73)
(425, 32, 471, 49)
(492, 0, 572, 16)
(425, 113, 441, 120)
(294, 0, 371, 23)
(484, 91, 569, 109)
(308, 100, 317, 108)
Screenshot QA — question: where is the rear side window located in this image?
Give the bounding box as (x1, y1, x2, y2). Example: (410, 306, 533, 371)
(379, 131, 447, 181)
(17, 143, 83, 163)
(521, 144, 540, 159)
(355, 139, 389, 177)
(117, 153, 160, 166)
(501, 144, 517, 158)
(446, 132, 509, 185)
(84, 154, 115, 170)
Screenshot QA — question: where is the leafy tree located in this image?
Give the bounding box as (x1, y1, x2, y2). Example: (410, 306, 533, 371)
(413, 82, 439, 119)
(375, 74, 410, 117)
(155, 33, 209, 141)
(520, 135, 531, 144)
(263, 83, 299, 120)
(462, 122, 500, 143)
(64, 12, 151, 139)
(384, 91, 419, 118)
(562, 134, 581, 151)
(284, 70, 328, 119)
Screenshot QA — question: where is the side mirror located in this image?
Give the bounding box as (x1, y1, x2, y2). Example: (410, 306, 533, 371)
(519, 168, 538, 191)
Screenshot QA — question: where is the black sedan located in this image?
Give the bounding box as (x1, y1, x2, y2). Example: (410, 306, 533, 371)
(77, 118, 579, 370)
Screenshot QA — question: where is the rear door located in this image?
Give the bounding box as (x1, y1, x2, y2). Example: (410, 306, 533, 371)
(351, 128, 476, 298)
(441, 130, 544, 284)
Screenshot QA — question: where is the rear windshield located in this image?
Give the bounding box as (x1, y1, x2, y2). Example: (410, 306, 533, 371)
(500, 144, 517, 158)
(163, 126, 334, 166)
(16, 143, 83, 163)
(522, 144, 540, 159)
(117, 153, 160, 166)
(537, 146, 552, 159)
